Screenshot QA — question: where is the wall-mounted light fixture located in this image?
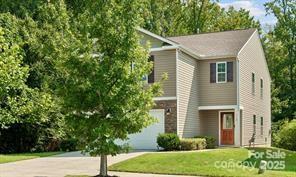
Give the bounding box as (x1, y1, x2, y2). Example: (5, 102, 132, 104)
(166, 108, 172, 115)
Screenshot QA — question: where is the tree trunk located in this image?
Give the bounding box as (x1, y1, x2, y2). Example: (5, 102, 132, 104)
(100, 155, 108, 176)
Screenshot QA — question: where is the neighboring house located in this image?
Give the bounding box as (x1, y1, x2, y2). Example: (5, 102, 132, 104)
(125, 28, 271, 149)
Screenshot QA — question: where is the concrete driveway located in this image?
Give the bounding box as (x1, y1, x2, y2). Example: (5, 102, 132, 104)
(0, 151, 199, 177)
(0, 151, 148, 177)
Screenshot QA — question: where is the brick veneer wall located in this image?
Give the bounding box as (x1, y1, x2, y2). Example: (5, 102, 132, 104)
(154, 100, 177, 133)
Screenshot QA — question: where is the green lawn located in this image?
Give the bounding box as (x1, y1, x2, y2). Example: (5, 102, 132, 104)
(0, 151, 63, 164)
(109, 147, 296, 177)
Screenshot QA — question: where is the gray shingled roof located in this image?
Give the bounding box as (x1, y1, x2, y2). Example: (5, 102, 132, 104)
(168, 28, 256, 58)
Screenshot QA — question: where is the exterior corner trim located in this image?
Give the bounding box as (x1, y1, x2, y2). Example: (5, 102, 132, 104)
(176, 49, 180, 137)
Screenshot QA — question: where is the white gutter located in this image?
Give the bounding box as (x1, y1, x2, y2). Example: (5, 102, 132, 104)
(199, 55, 237, 60)
(150, 45, 179, 52)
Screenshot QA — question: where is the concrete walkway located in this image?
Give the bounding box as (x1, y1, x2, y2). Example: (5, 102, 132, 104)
(0, 151, 197, 177)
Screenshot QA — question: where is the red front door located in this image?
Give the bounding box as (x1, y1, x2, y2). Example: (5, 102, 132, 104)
(220, 112, 234, 145)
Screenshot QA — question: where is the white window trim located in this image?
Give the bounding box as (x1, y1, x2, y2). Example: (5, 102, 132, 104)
(216, 62, 227, 83)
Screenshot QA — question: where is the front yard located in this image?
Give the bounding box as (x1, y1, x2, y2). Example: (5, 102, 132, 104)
(109, 147, 296, 177)
(0, 151, 63, 164)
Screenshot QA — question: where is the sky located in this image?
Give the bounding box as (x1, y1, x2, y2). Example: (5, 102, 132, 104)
(218, 0, 277, 27)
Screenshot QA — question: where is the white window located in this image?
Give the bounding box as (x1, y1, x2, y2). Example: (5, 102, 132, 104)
(252, 72, 255, 95)
(216, 62, 227, 83)
(260, 78, 263, 98)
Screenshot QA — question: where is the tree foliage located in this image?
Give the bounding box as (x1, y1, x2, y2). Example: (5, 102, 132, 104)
(0, 3, 66, 152)
(0, 23, 53, 129)
(42, 0, 163, 175)
(0, 0, 295, 175)
(142, 0, 260, 36)
(265, 0, 296, 121)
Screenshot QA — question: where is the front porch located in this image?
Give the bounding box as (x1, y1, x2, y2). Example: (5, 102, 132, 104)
(198, 105, 242, 147)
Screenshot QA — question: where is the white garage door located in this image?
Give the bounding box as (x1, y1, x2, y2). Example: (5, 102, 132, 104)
(127, 109, 165, 149)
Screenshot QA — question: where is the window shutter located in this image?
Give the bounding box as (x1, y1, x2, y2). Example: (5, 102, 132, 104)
(148, 55, 154, 83)
(227, 62, 233, 82)
(210, 63, 216, 83)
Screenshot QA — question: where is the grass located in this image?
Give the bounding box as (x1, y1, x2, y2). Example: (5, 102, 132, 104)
(109, 147, 296, 177)
(0, 151, 63, 164)
(244, 147, 296, 172)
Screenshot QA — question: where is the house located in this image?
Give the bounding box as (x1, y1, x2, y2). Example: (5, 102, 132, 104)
(125, 28, 271, 149)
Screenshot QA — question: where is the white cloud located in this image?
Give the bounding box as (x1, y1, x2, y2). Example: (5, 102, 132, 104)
(219, 1, 265, 17)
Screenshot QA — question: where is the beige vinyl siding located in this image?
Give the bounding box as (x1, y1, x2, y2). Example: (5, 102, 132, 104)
(139, 32, 164, 48)
(200, 110, 219, 145)
(177, 51, 200, 137)
(151, 50, 176, 97)
(238, 31, 271, 146)
(198, 59, 237, 106)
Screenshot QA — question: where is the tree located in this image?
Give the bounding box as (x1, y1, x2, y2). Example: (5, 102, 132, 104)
(141, 0, 261, 37)
(54, 0, 163, 176)
(265, 0, 296, 120)
(0, 25, 53, 129)
(184, 0, 220, 34)
(0, 2, 66, 152)
(142, 0, 186, 36)
(212, 6, 261, 32)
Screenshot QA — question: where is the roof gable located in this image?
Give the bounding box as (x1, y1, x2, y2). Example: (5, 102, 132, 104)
(168, 29, 257, 59)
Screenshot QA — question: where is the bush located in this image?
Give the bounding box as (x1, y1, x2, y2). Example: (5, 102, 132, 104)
(271, 120, 286, 146)
(195, 136, 216, 149)
(157, 133, 180, 151)
(180, 138, 206, 150)
(0, 122, 64, 153)
(60, 139, 78, 152)
(274, 120, 296, 151)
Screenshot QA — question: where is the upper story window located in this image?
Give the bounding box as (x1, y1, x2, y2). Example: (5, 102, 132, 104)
(148, 55, 155, 83)
(210, 61, 233, 83)
(142, 55, 155, 83)
(260, 78, 263, 98)
(216, 62, 227, 83)
(134, 55, 154, 84)
(252, 72, 255, 95)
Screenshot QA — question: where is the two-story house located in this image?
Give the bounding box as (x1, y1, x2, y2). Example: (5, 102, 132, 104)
(124, 28, 271, 149)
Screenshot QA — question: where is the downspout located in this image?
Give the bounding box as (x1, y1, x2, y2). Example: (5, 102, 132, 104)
(236, 58, 241, 147)
(176, 49, 179, 137)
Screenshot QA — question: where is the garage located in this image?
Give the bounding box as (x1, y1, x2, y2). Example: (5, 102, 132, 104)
(122, 109, 165, 150)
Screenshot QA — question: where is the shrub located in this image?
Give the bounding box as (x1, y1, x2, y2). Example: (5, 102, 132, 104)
(274, 120, 296, 151)
(195, 136, 216, 149)
(157, 133, 180, 151)
(60, 138, 78, 152)
(271, 120, 286, 146)
(180, 138, 206, 150)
